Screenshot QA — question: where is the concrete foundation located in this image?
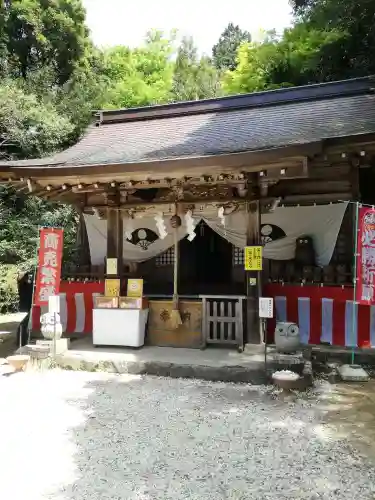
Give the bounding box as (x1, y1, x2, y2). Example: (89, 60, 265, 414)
(51, 337, 313, 386)
(54, 337, 275, 383)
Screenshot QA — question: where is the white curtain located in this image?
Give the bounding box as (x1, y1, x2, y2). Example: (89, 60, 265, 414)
(203, 212, 247, 248)
(261, 203, 348, 265)
(84, 214, 202, 265)
(84, 202, 348, 267)
(204, 202, 348, 266)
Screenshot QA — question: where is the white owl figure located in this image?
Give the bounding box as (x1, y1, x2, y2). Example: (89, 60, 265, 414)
(40, 312, 63, 340)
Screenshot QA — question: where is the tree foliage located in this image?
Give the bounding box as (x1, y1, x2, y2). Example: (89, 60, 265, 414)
(101, 31, 175, 109)
(0, 0, 93, 311)
(223, 25, 343, 94)
(0, 78, 74, 159)
(100, 31, 222, 108)
(212, 23, 251, 70)
(0, 0, 90, 83)
(290, 0, 375, 80)
(172, 36, 221, 101)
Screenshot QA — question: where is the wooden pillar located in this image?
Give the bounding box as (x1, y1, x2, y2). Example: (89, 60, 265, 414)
(106, 208, 117, 259)
(75, 212, 91, 268)
(116, 209, 123, 276)
(245, 200, 262, 344)
(106, 208, 123, 276)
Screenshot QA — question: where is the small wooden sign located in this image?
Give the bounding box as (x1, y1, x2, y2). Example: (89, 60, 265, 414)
(259, 297, 273, 318)
(106, 258, 118, 275)
(105, 278, 121, 297)
(127, 278, 144, 298)
(244, 246, 263, 271)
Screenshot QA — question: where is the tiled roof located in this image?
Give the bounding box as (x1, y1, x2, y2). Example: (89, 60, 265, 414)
(2, 77, 375, 169)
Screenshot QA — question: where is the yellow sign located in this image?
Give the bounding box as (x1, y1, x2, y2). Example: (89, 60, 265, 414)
(105, 279, 121, 297)
(106, 258, 118, 275)
(127, 278, 143, 298)
(244, 246, 263, 271)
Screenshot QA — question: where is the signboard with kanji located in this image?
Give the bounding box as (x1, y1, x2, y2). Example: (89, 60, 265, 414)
(105, 279, 121, 297)
(34, 228, 64, 306)
(106, 258, 118, 275)
(127, 279, 144, 298)
(259, 297, 274, 318)
(356, 207, 375, 305)
(244, 246, 263, 271)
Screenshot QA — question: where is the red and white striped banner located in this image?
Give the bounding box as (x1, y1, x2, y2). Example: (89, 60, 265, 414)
(264, 284, 374, 348)
(31, 282, 104, 335)
(31, 281, 374, 348)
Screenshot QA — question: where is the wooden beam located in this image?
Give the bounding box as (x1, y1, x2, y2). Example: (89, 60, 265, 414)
(68, 164, 307, 194)
(324, 132, 375, 151)
(86, 196, 248, 210)
(281, 192, 351, 204)
(0, 142, 322, 178)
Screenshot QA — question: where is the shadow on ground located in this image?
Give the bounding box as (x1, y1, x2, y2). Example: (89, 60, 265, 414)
(0, 313, 24, 359)
(318, 380, 375, 456)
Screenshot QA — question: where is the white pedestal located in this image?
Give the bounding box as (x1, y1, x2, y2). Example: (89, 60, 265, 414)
(93, 309, 149, 347)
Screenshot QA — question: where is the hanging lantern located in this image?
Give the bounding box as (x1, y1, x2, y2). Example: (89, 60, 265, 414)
(170, 214, 182, 228)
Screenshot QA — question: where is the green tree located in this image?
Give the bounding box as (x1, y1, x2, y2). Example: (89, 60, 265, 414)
(290, 0, 375, 80)
(0, 79, 74, 159)
(1, 0, 90, 84)
(172, 36, 221, 101)
(0, 80, 79, 312)
(223, 25, 343, 94)
(0, 0, 99, 313)
(101, 30, 175, 109)
(212, 23, 252, 70)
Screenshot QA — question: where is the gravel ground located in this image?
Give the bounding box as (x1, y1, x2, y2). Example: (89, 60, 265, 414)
(0, 371, 374, 500)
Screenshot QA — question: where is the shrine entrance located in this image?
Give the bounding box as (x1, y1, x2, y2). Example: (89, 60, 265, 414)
(179, 221, 233, 295)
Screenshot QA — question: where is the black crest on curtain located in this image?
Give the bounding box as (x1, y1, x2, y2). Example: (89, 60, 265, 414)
(126, 228, 159, 250)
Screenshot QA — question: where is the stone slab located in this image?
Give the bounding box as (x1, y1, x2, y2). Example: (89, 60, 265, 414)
(54, 339, 272, 383)
(57, 355, 269, 384)
(36, 338, 70, 355)
(337, 364, 369, 382)
(271, 351, 304, 365)
(26, 344, 50, 359)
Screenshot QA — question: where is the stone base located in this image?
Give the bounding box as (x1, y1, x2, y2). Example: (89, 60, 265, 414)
(36, 338, 70, 355)
(272, 351, 304, 365)
(26, 344, 50, 359)
(337, 364, 369, 382)
(268, 350, 306, 376)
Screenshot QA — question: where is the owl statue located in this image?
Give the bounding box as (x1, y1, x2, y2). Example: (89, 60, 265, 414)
(40, 312, 63, 341)
(294, 235, 316, 267)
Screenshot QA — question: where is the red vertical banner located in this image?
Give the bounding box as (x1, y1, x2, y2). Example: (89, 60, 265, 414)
(356, 207, 375, 305)
(34, 228, 64, 306)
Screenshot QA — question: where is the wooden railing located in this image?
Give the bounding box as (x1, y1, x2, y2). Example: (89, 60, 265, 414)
(262, 261, 353, 286)
(200, 295, 246, 350)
